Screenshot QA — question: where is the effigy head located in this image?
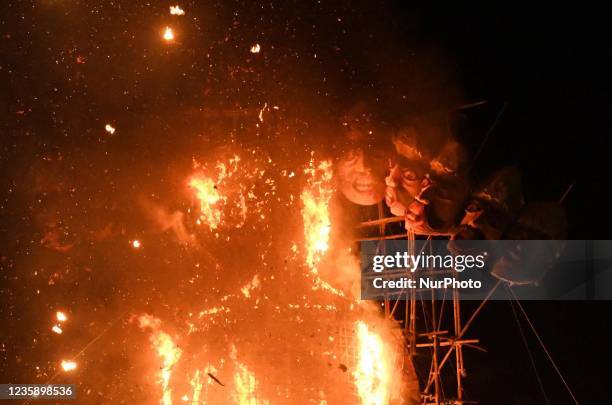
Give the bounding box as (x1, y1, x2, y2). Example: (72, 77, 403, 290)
(384, 116, 451, 218)
(405, 140, 471, 235)
(491, 202, 567, 285)
(452, 166, 524, 241)
(335, 107, 392, 206)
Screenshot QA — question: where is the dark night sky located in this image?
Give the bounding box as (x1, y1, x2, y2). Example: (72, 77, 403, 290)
(1, 1, 611, 404)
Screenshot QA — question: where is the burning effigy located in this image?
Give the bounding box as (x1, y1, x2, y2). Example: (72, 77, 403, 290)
(121, 135, 420, 404)
(4, 2, 586, 404)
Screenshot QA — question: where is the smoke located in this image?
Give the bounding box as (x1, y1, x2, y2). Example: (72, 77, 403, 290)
(139, 197, 195, 245)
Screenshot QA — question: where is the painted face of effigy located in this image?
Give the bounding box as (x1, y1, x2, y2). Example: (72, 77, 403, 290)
(384, 127, 430, 216)
(336, 147, 389, 206)
(405, 140, 471, 235)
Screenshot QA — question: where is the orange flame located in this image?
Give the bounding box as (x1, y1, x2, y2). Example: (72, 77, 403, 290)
(189, 175, 222, 229)
(138, 314, 182, 405)
(300, 156, 344, 296)
(189, 370, 202, 404)
(233, 362, 260, 404)
(188, 154, 249, 230)
(354, 321, 391, 405)
(301, 157, 333, 268)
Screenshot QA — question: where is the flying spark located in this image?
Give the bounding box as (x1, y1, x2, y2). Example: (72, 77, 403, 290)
(61, 360, 77, 372)
(250, 43, 261, 53)
(169, 5, 185, 15)
(131, 239, 142, 249)
(163, 27, 175, 42)
(56, 311, 67, 322)
(52, 325, 63, 334)
(104, 124, 115, 135)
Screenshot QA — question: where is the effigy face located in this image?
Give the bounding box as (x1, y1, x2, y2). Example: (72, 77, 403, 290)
(384, 126, 435, 217)
(336, 148, 388, 206)
(385, 156, 428, 216)
(397, 138, 470, 235)
(405, 173, 470, 235)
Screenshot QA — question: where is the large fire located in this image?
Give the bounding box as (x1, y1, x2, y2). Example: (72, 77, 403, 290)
(126, 151, 410, 404)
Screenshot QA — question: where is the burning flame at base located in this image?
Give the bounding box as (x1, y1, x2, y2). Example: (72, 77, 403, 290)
(128, 153, 410, 404)
(354, 321, 391, 405)
(233, 362, 266, 405)
(189, 370, 202, 404)
(137, 315, 182, 405)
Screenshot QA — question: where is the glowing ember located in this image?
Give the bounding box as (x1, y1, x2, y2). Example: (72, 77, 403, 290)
(354, 321, 391, 405)
(258, 102, 268, 122)
(131, 239, 142, 249)
(52, 325, 63, 334)
(169, 5, 185, 16)
(138, 314, 182, 405)
(240, 274, 260, 298)
(163, 27, 175, 42)
(56, 311, 67, 322)
(104, 124, 116, 135)
(250, 43, 261, 53)
(61, 360, 77, 372)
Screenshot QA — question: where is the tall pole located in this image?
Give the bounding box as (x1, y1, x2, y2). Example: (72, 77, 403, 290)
(453, 282, 464, 404)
